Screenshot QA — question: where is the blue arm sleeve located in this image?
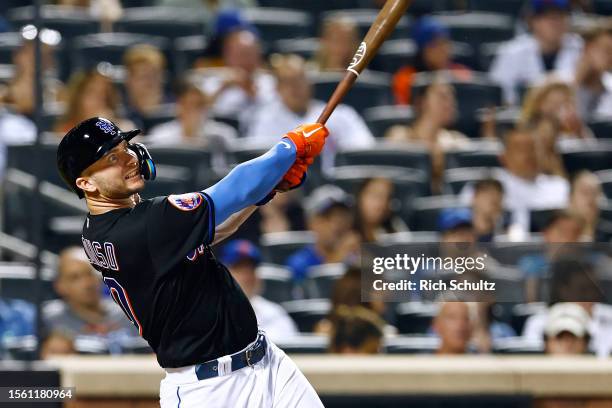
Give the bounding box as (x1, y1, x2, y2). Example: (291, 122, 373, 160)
(204, 140, 296, 226)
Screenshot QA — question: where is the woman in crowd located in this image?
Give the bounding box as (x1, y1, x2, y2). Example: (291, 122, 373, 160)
(386, 76, 470, 194)
(568, 170, 609, 242)
(54, 68, 131, 134)
(353, 177, 408, 243)
(311, 16, 360, 72)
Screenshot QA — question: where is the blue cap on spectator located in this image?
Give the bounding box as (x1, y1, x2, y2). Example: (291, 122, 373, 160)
(531, 0, 570, 15)
(220, 240, 261, 266)
(412, 17, 449, 50)
(438, 208, 473, 232)
(214, 9, 259, 39)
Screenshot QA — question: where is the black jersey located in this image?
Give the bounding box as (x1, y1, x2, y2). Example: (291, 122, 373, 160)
(80, 191, 258, 368)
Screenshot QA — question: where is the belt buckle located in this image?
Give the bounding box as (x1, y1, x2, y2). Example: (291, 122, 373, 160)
(246, 349, 253, 367)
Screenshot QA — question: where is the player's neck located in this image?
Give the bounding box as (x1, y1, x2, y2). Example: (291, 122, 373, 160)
(86, 194, 141, 215)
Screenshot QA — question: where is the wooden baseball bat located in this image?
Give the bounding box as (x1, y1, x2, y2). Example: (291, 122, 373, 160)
(317, 0, 411, 124)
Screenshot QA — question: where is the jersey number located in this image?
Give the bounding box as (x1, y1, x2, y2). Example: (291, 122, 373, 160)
(103, 277, 143, 336)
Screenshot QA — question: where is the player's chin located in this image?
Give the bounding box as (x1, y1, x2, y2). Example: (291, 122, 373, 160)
(126, 176, 145, 193)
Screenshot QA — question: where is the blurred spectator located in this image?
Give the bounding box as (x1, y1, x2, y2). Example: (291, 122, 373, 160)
(353, 177, 408, 243)
(247, 54, 374, 172)
(199, 29, 277, 123)
(0, 297, 35, 351)
(123, 44, 173, 131)
(471, 302, 516, 353)
(487, 129, 569, 234)
(147, 80, 236, 150)
(519, 210, 583, 302)
(328, 306, 384, 354)
(315, 267, 396, 336)
(55, 0, 123, 30)
(471, 179, 505, 242)
(285, 185, 360, 283)
(490, 0, 583, 105)
(574, 23, 612, 119)
(41, 332, 75, 359)
(544, 303, 590, 355)
(392, 17, 471, 105)
(0, 108, 36, 181)
(312, 16, 360, 72)
(258, 192, 306, 234)
(220, 240, 298, 342)
(42, 247, 138, 355)
(3, 26, 64, 118)
(521, 80, 594, 141)
(523, 257, 612, 357)
(154, 0, 256, 29)
(432, 302, 472, 354)
(568, 170, 608, 242)
(386, 76, 470, 194)
(54, 68, 132, 134)
(439, 208, 476, 244)
(522, 115, 567, 178)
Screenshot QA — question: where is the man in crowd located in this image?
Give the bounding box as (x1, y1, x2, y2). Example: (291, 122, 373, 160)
(42, 247, 139, 355)
(328, 306, 384, 354)
(433, 302, 473, 355)
(246, 54, 374, 172)
(490, 0, 583, 104)
(286, 185, 360, 283)
(544, 303, 591, 355)
(220, 240, 298, 343)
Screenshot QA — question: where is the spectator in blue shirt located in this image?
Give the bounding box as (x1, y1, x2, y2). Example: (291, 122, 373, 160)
(285, 185, 359, 283)
(0, 297, 35, 342)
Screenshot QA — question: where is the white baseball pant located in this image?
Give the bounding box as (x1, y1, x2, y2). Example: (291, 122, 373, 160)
(159, 335, 324, 408)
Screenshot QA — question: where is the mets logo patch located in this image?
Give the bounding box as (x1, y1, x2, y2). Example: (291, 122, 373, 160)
(168, 192, 203, 211)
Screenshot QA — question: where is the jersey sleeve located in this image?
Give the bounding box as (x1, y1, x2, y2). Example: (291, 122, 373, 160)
(147, 192, 215, 272)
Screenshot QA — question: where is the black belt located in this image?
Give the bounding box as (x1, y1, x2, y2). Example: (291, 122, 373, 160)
(195, 333, 267, 380)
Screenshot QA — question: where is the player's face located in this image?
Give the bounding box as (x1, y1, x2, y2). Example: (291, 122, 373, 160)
(84, 141, 145, 199)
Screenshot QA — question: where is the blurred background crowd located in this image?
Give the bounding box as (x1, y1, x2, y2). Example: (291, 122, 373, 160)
(0, 0, 612, 362)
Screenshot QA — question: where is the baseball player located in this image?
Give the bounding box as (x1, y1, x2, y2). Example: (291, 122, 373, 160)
(56, 117, 327, 407)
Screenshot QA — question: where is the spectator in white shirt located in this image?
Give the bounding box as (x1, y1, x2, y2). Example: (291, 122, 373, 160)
(489, 0, 583, 105)
(199, 29, 278, 124)
(0, 109, 36, 181)
(246, 54, 375, 172)
(574, 24, 612, 120)
(220, 240, 299, 342)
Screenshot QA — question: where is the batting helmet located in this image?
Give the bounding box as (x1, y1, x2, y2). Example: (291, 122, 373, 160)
(56, 117, 156, 198)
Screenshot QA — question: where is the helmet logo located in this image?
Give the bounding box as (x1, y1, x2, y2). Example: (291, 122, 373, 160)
(95, 120, 117, 135)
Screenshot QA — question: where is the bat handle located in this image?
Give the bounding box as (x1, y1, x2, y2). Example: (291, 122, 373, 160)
(316, 72, 359, 125)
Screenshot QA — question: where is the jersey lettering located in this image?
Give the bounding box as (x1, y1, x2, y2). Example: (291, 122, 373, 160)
(82, 238, 119, 271)
(103, 277, 142, 335)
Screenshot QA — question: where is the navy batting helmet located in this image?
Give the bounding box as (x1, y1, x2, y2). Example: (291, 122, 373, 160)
(56, 117, 156, 198)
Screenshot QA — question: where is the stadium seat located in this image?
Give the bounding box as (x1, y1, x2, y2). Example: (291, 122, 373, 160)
(115, 7, 205, 39)
(0, 63, 14, 83)
(260, 231, 315, 265)
(395, 302, 439, 335)
(412, 72, 503, 138)
(379, 231, 441, 243)
(529, 208, 565, 233)
(434, 12, 514, 50)
(334, 144, 431, 176)
(589, 116, 612, 140)
(173, 35, 208, 75)
(492, 337, 544, 354)
(137, 164, 193, 200)
(444, 167, 497, 195)
(257, 264, 294, 304)
(450, 41, 478, 71)
(310, 70, 393, 115)
(372, 39, 418, 74)
(256, 0, 360, 23)
(274, 334, 329, 354)
(71, 33, 170, 72)
(510, 302, 547, 335)
(3, 335, 37, 361)
(479, 42, 503, 72)
(385, 335, 440, 354)
(444, 140, 502, 169)
(73, 335, 110, 355)
(363, 105, 415, 138)
(0, 32, 22, 64)
(593, 0, 612, 15)
(476, 107, 520, 138)
(560, 142, 612, 174)
(273, 38, 318, 60)
(599, 171, 612, 199)
(407, 195, 463, 231)
(140, 103, 176, 133)
(321, 9, 411, 41)
(304, 263, 347, 299)
(146, 146, 213, 189)
(0, 263, 57, 303)
(119, 336, 154, 354)
(243, 8, 312, 50)
(280, 299, 330, 333)
(8, 6, 99, 40)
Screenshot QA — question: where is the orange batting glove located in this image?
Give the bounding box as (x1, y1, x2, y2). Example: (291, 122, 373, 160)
(283, 123, 329, 160)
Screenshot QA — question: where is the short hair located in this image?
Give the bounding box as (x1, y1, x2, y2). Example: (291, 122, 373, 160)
(580, 21, 612, 43)
(549, 257, 602, 304)
(542, 209, 583, 231)
(474, 178, 503, 195)
(329, 306, 384, 353)
(123, 44, 166, 70)
(269, 53, 306, 78)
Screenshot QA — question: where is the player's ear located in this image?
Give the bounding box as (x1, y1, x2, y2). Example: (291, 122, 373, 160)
(75, 176, 97, 195)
